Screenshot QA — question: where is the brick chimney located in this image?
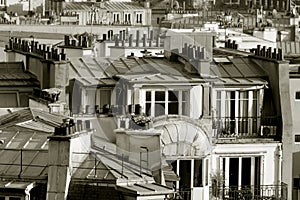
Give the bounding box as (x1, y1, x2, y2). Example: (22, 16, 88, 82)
(46, 118, 92, 200)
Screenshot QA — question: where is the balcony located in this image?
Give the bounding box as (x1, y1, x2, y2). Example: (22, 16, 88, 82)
(212, 116, 281, 139)
(211, 184, 287, 200)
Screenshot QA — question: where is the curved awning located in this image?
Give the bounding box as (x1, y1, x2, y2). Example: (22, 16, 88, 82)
(153, 117, 211, 158)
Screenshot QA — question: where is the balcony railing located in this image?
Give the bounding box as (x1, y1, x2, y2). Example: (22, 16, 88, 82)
(211, 184, 287, 200)
(165, 189, 191, 200)
(213, 116, 280, 139)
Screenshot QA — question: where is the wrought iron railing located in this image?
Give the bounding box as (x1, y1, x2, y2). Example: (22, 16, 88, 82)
(165, 189, 191, 200)
(211, 184, 287, 200)
(212, 116, 280, 139)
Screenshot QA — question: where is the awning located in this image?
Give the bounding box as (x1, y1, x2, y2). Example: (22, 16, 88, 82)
(117, 183, 174, 196)
(214, 77, 267, 86)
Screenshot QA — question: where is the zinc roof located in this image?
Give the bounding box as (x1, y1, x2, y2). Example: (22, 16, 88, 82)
(0, 62, 39, 87)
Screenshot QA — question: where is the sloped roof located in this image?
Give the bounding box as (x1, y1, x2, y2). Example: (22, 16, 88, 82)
(0, 62, 39, 87)
(64, 2, 101, 11)
(64, 1, 145, 11)
(104, 1, 145, 11)
(72, 150, 153, 182)
(0, 108, 66, 132)
(0, 149, 48, 179)
(69, 56, 206, 86)
(212, 49, 268, 86)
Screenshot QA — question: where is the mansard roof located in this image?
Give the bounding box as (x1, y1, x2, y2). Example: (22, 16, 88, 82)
(0, 62, 39, 87)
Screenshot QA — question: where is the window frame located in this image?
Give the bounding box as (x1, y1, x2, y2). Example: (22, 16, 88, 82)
(144, 89, 189, 117)
(295, 91, 300, 100)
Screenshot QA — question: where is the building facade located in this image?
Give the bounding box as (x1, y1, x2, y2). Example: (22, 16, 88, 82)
(2, 28, 292, 200)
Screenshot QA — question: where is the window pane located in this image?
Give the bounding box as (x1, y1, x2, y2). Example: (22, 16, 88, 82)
(100, 90, 111, 111)
(168, 102, 179, 114)
(155, 103, 165, 116)
(155, 91, 165, 101)
(168, 91, 179, 115)
(182, 91, 188, 101)
(229, 158, 239, 187)
(179, 160, 191, 189)
(194, 160, 203, 187)
(146, 91, 151, 101)
(168, 91, 178, 101)
(182, 102, 188, 116)
(296, 91, 300, 99)
(242, 158, 251, 187)
(146, 103, 151, 116)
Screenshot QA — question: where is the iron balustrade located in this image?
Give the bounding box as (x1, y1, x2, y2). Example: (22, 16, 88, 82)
(165, 189, 191, 200)
(212, 116, 280, 138)
(211, 184, 288, 200)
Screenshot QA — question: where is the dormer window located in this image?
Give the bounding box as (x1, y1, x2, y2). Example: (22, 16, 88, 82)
(144, 90, 189, 117)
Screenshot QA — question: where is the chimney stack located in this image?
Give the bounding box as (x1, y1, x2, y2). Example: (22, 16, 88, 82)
(129, 34, 133, 47)
(142, 34, 147, 47)
(136, 30, 140, 47)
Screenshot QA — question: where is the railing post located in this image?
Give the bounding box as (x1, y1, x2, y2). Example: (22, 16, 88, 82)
(121, 154, 124, 177)
(19, 149, 23, 178)
(94, 155, 97, 178)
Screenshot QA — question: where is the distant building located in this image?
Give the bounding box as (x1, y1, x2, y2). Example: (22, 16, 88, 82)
(0, 61, 39, 108)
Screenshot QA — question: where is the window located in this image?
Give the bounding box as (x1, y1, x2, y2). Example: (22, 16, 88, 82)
(136, 13, 142, 23)
(224, 0, 240, 4)
(124, 13, 131, 23)
(222, 157, 261, 188)
(294, 178, 300, 188)
(295, 135, 300, 142)
(168, 159, 204, 190)
(295, 91, 300, 100)
(194, 160, 203, 187)
(113, 13, 120, 23)
(145, 90, 189, 117)
(215, 90, 259, 134)
(96, 89, 112, 113)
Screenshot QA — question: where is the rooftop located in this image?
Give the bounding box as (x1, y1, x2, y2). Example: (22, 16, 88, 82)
(0, 62, 39, 87)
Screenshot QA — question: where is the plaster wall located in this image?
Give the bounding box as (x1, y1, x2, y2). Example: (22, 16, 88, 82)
(213, 143, 281, 185)
(290, 79, 300, 135)
(116, 131, 161, 170)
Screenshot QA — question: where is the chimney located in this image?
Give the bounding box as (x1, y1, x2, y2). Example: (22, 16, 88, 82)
(129, 34, 133, 47)
(142, 34, 147, 47)
(119, 31, 123, 41)
(65, 35, 70, 46)
(156, 36, 160, 47)
(136, 30, 140, 47)
(47, 119, 91, 200)
(197, 59, 210, 76)
(115, 34, 119, 47)
(149, 30, 153, 47)
(122, 30, 126, 40)
(272, 48, 277, 59)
